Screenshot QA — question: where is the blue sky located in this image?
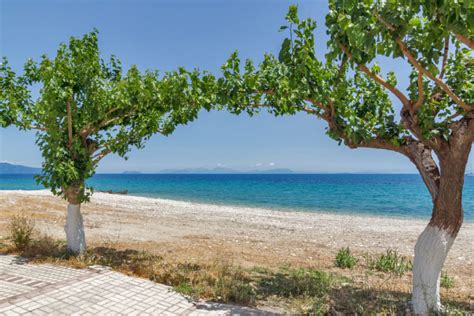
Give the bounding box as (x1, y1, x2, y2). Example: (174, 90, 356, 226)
(1, 0, 470, 173)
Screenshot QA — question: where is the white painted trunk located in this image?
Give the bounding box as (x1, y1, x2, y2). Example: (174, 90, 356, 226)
(412, 225, 454, 314)
(65, 203, 86, 253)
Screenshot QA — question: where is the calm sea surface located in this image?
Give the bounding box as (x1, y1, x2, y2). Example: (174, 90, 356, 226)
(1, 173, 473, 220)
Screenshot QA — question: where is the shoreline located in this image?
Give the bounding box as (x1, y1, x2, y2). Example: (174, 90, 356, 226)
(3, 189, 473, 223)
(0, 190, 474, 252)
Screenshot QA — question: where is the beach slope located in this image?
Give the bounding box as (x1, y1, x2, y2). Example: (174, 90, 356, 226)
(0, 190, 472, 301)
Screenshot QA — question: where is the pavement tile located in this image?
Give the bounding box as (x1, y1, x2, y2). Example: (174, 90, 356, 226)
(0, 255, 277, 315)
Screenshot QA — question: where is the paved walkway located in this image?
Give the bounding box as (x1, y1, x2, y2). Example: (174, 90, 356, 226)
(0, 255, 276, 315)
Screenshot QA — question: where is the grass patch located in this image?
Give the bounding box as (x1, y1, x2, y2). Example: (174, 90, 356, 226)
(8, 214, 35, 250)
(365, 249, 412, 276)
(257, 266, 335, 298)
(335, 247, 357, 269)
(0, 237, 8, 249)
(440, 271, 455, 289)
(255, 266, 341, 314)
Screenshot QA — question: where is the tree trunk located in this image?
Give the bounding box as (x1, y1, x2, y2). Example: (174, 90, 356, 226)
(411, 149, 468, 314)
(412, 225, 455, 314)
(64, 185, 86, 253)
(65, 203, 86, 253)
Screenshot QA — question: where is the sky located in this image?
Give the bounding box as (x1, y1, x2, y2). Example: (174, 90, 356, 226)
(1, 0, 471, 173)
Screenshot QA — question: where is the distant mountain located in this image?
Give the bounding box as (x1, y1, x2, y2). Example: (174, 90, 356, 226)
(0, 163, 41, 174)
(249, 168, 295, 174)
(0, 163, 295, 175)
(159, 167, 240, 174)
(213, 167, 241, 173)
(158, 167, 295, 174)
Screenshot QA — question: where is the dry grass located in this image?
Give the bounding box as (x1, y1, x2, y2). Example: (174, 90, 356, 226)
(8, 214, 35, 250)
(0, 193, 472, 314)
(0, 235, 471, 314)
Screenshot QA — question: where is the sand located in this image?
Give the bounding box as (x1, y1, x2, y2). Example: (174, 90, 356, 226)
(0, 190, 472, 297)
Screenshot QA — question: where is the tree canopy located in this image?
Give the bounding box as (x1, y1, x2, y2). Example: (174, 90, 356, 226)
(0, 31, 216, 203)
(211, 1, 473, 203)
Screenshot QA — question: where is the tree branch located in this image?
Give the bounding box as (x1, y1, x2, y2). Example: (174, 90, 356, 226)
(252, 102, 320, 115)
(320, 102, 405, 154)
(339, 44, 411, 108)
(258, 89, 327, 111)
(450, 112, 474, 144)
(414, 71, 424, 110)
(337, 55, 348, 79)
(376, 15, 472, 112)
(30, 124, 48, 132)
(349, 137, 404, 153)
(400, 107, 443, 151)
(396, 37, 471, 111)
(80, 106, 123, 136)
(92, 149, 111, 164)
(66, 98, 73, 148)
(339, 38, 444, 150)
(331, 112, 441, 200)
(439, 37, 449, 79)
(402, 140, 440, 201)
(455, 33, 474, 49)
(81, 110, 137, 138)
(91, 127, 167, 164)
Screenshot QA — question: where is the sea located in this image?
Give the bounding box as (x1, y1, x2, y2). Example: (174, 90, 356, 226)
(1, 173, 473, 221)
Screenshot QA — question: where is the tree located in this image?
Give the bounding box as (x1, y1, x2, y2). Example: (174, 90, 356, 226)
(211, 2, 473, 313)
(0, 31, 214, 253)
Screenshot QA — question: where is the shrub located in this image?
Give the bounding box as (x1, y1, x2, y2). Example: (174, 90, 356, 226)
(258, 267, 334, 298)
(440, 271, 454, 289)
(22, 235, 65, 258)
(335, 247, 358, 269)
(367, 249, 412, 276)
(214, 266, 256, 305)
(8, 214, 35, 250)
(148, 259, 257, 305)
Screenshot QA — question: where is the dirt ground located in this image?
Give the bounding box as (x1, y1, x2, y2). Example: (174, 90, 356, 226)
(0, 190, 472, 306)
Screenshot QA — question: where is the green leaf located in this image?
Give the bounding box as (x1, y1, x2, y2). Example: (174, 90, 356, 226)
(409, 17, 421, 28)
(278, 38, 292, 63)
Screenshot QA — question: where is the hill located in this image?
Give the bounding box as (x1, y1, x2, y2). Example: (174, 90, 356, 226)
(0, 163, 41, 174)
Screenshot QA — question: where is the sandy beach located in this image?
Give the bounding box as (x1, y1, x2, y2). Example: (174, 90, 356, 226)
(0, 190, 473, 302)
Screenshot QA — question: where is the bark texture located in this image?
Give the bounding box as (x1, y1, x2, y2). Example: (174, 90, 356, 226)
(403, 140, 440, 201)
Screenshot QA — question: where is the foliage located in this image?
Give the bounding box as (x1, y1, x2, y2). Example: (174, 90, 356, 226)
(327, 0, 473, 140)
(440, 271, 455, 289)
(365, 249, 412, 276)
(213, 265, 257, 305)
(256, 266, 336, 300)
(8, 214, 35, 250)
(0, 31, 216, 203)
(210, 3, 472, 160)
(335, 247, 358, 269)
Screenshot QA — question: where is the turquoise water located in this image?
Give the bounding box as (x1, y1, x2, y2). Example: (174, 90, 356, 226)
(1, 173, 473, 220)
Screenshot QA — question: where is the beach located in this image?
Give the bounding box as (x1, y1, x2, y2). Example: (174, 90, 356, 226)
(0, 190, 473, 303)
